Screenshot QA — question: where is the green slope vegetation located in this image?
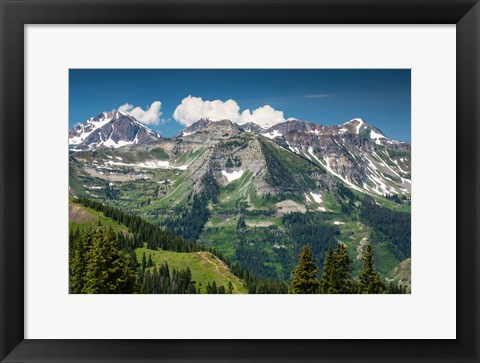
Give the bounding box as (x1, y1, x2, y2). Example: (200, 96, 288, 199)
(69, 200, 248, 293)
(69, 201, 129, 234)
(135, 247, 247, 294)
(259, 138, 321, 189)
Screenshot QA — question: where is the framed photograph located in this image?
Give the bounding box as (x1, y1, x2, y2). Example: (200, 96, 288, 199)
(1, 0, 478, 362)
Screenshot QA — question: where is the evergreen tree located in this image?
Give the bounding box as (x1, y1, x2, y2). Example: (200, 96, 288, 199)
(359, 245, 385, 294)
(82, 227, 137, 294)
(141, 252, 147, 271)
(289, 245, 320, 294)
(332, 243, 355, 294)
(70, 230, 93, 293)
(225, 157, 234, 168)
(206, 281, 219, 294)
(236, 216, 246, 230)
(211, 281, 218, 294)
(129, 250, 138, 270)
(386, 282, 407, 294)
(319, 245, 336, 294)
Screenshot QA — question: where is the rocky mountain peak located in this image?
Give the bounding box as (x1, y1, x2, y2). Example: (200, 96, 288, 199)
(69, 110, 162, 151)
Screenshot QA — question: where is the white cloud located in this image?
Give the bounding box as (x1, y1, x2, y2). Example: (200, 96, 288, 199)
(118, 101, 162, 125)
(118, 103, 134, 113)
(173, 96, 240, 126)
(173, 96, 288, 128)
(240, 105, 285, 128)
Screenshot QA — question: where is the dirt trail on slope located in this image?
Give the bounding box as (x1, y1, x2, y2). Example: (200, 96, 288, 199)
(356, 236, 369, 260)
(197, 251, 244, 294)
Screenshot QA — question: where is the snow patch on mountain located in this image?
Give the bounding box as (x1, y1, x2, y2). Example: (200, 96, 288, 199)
(103, 138, 136, 148)
(355, 119, 364, 134)
(104, 160, 188, 170)
(370, 130, 386, 144)
(309, 192, 322, 204)
(370, 130, 385, 140)
(262, 130, 283, 139)
(221, 170, 244, 182)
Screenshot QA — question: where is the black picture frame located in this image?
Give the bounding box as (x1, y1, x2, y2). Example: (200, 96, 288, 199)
(1, 0, 479, 362)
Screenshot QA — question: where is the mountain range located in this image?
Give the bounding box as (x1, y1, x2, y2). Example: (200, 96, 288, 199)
(69, 111, 410, 198)
(69, 110, 411, 289)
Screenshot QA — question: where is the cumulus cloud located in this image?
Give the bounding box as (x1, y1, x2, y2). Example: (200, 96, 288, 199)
(240, 105, 285, 128)
(173, 96, 240, 126)
(173, 96, 287, 128)
(118, 101, 162, 125)
(118, 103, 134, 113)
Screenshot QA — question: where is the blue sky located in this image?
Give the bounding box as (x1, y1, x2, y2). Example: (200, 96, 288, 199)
(69, 69, 411, 141)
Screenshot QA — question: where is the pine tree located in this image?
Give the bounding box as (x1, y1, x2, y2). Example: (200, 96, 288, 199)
(332, 243, 355, 294)
(211, 281, 218, 294)
(290, 245, 320, 294)
(70, 230, 93, 293)
(129, 250, 138, 269)
(386, 282, 407, 294)
(319, 245, 336, 294)
(359, 245, 385, 294)
(82, 227, 137, 294)
(236, 216, 246, 230)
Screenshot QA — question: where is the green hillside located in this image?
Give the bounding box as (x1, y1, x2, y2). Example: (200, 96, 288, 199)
(69, 201, 248, 294)
(135, 247, 247, 294)
(69, 201, 130, 234)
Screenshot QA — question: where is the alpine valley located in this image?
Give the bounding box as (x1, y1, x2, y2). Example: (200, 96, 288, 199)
(69, 110, 411, 293)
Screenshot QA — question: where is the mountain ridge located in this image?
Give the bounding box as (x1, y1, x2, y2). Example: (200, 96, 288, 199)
(69, 110, 162, 151)
(69, 111, 411, 198)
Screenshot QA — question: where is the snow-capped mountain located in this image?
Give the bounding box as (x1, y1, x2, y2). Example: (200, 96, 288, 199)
(262, 118, 393, 145)
(174, 117, 410, 197)
(175, 117, 410, 197)
(260, 118, 410, 196)
(69, 111, 162, 151)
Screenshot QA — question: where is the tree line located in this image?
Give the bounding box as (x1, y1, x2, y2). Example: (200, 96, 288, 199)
(140, 261, 198, 294)
(360, 198, 411, 260)
(290, 243, 407, 294)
